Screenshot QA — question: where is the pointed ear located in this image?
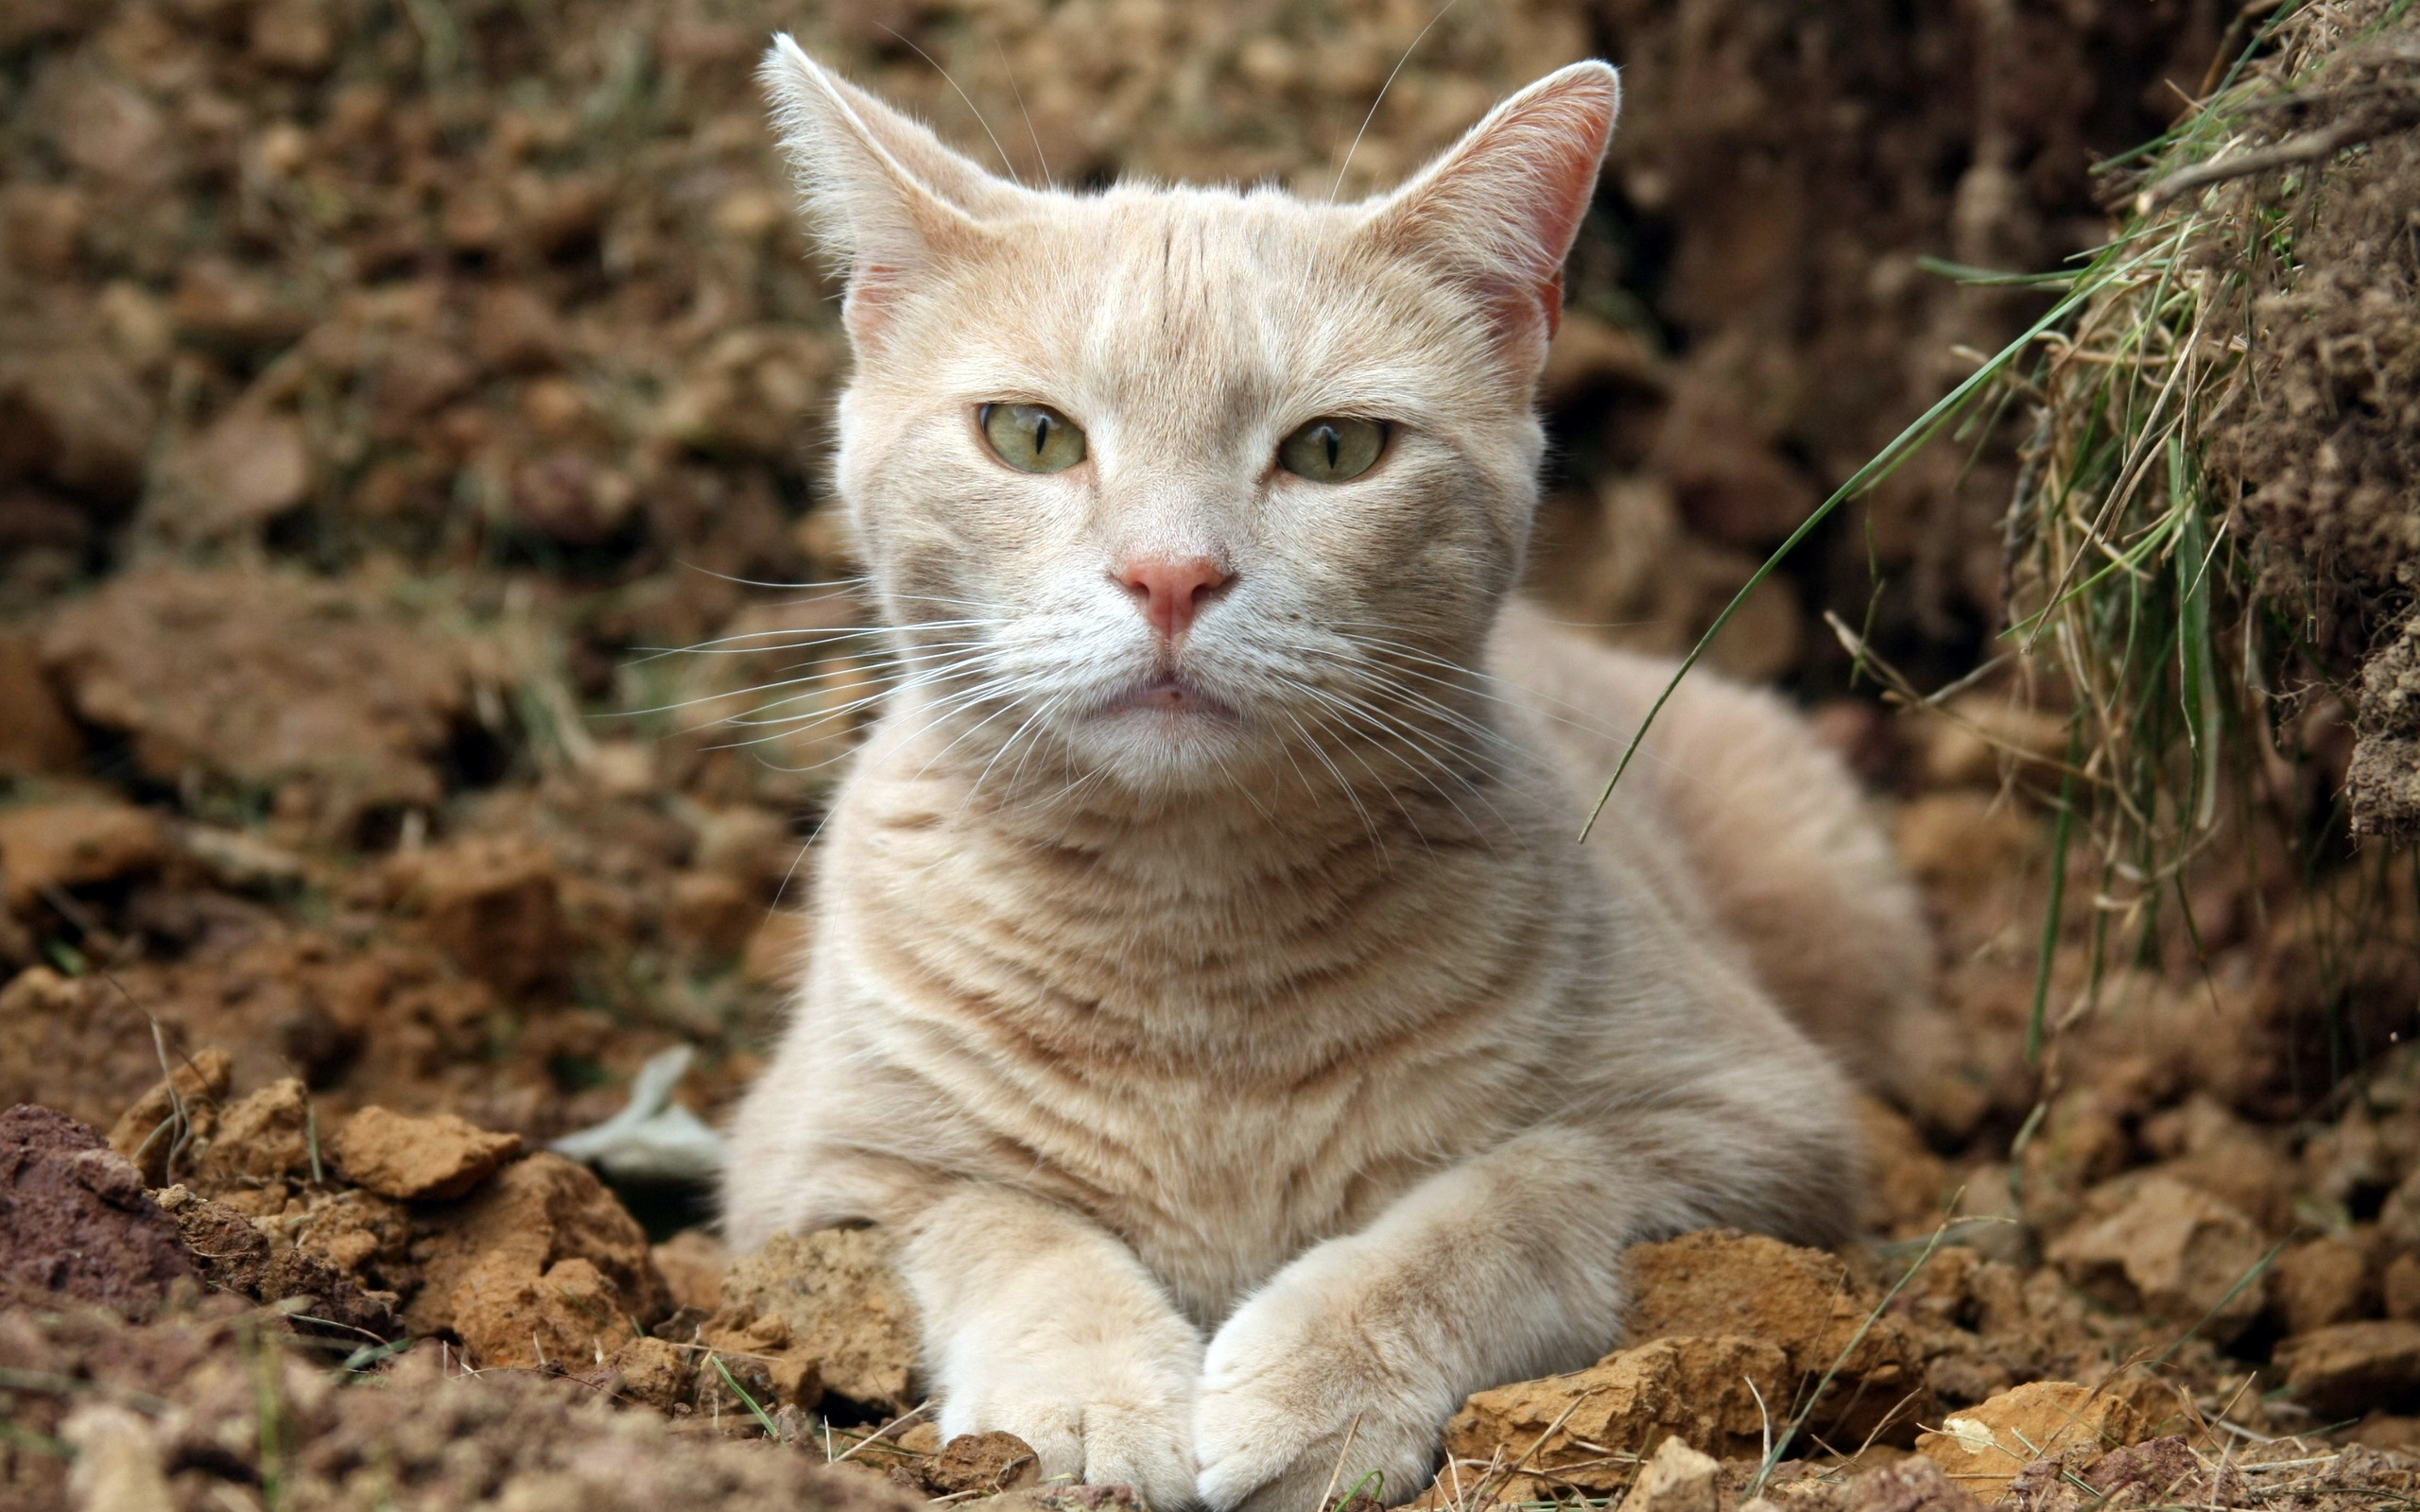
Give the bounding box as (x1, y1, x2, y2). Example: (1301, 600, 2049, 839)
(759, 36, 1028, 346)
(1364, 61, 1619, 376)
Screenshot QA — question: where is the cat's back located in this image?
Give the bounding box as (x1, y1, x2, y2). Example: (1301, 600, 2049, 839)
(1489, 601, 1930, 1087)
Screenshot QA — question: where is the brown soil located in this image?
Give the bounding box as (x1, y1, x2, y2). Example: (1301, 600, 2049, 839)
(326, 1105, 521, 1201)
(0, 1104, 194, 1318)
(2203, 38, 2420, 840)
(0, 1300, 932, 1512)
(2, 0, 2417, 1506)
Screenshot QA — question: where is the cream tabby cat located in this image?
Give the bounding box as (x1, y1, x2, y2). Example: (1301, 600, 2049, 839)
(723, 39, 1929, 1512)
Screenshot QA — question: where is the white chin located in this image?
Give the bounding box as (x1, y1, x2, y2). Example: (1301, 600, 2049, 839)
(1070, 710, 1253, 788)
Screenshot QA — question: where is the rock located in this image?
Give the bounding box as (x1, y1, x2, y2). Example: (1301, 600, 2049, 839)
(2273, 1319, 2420, 1418)
(330, 1106, 522, 1201)
(20, 1320, 934, 1512)
(1893, 793, 2041, 919)
(695, 1308, 822, 1412)
(286, 1187, 415, 1292)
(0, 966, 186, 1131)
(2387, 1251, 2420, 1321)
(0, 797, 168, 914)
(105, 1046, 231, 1186)
(249, 0, 334, 73)
(174, 824, 306, 894)
(665, 869, 758, 958)
(1838, 1454, 1986, 1512)
(985, 1487, 1147, 1512)
(2075, 1436, 2200, 1504)
(380, 836, 569, 997)
(39, 566, 474, 838)
(470, 284, 568, 372)
(61, 1401, 174, 1512)
(713, 1227, 922, 1413)
(511, 452, 637, 548)
(406, 1152, 671, 1368)
(2303, 1107, 2393, 1217)
(2272, 1236, 2376, 1337)
(690, 804, 795, 889)
(655, 326, 832, 459)
(0, 341, 154, 505)
(146, 408, 312, 541)
(169, 260, 314, 353)
(1539, 310, 1661, 411)
(0, 1104, 195, 1316)
(1625, 1436, 1720, 1512)
(893, 1422, 945, 1456)
(151, 1183, 401, 1338)
(926, 1432, 1044, 1497)
(1911, 695, 2069, 793)
(1858, 1096, 1955, 1236)
(1625, 1229, 1933, 1444)
(0, 632, 82, 777)
(191, 1076, 318, 1192)
(1650, 376, 1818, 550)
(0, 185, 86, 278)
(2349, 1414, 2420, 1452)
(604, 1334, 697, 1412)
(2045, 1175, 2270, 1340)
(1442, 1335, 1789, 1495)
(2350, 619, 2420, 842)
(1913, 1382, 2146, 1502)
(2137, 1097, 2299, 1234)
(653, 1228, 731, 1313)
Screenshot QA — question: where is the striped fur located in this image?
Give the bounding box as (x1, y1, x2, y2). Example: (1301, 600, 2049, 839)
(724, 43, 1929, 1512)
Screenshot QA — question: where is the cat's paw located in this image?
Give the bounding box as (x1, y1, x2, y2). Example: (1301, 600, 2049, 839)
(938, 1365, 1197, 1509)
(1192, 1290, 1443, 1512)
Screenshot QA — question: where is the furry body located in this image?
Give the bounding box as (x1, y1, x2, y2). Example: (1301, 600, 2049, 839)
(723, 43, 1928, 1512)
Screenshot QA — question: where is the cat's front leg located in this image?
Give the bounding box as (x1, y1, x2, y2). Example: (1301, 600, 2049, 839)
(902, 1184, 1203, 1507)
(1191, 1129, 1653, 1512)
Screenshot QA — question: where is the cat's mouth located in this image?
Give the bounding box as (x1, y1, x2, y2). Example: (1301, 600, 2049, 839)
(1098, 672, 1237, 721)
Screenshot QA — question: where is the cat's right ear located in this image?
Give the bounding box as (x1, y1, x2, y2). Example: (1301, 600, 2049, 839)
(1362, 61, 1619, 378)
(759, 37, 1026, 346)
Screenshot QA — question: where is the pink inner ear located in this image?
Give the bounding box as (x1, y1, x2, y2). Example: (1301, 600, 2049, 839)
(1376, 69, 1615, 373)
(844, 263, 908, 345)
(1474, 272, 1564, 374)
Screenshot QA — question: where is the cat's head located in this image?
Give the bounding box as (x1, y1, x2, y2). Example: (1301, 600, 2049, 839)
(763, 39, 1616, 799)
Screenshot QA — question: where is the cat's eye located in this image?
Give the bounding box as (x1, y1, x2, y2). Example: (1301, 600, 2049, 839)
(980, 403, 1087, 474)
(1277, 417, 1387, 483)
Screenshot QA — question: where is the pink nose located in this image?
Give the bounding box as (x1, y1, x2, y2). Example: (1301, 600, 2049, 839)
(1116, 556, 1232, 644)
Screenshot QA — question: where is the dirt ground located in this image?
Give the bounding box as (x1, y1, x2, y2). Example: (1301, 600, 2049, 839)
(5, 0, 2420, 1508)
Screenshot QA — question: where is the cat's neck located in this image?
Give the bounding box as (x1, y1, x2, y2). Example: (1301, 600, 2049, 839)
(841, 677, 1573, 1067)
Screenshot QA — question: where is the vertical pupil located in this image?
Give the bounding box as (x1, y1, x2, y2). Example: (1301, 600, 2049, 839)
(1033, 414, 1050, 455)
(1322, 426, 1340, 469)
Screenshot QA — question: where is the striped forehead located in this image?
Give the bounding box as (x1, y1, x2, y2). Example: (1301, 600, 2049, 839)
(1039, 194, 1385, 431)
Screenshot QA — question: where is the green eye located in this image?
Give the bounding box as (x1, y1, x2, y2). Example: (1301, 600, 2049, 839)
(981, 403, 1087, 473)
(1278, 417, 1387, 483)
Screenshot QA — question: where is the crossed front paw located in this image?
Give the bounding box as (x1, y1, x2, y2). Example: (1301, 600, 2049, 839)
(938, 1373, 1198, 1510)
(1191, 1318, 1443, 1512)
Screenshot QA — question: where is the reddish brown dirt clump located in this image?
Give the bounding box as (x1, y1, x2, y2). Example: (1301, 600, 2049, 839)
(0, 1103, 193, 1318)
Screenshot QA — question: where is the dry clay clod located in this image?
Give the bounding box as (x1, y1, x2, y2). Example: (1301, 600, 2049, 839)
(331, 1105, 524, 1201)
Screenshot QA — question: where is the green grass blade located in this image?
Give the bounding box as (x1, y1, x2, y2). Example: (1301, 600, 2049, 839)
(1578, 279, 2103, 841)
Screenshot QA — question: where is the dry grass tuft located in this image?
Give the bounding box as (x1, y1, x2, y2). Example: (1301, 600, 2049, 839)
(1995, 0, 2420, 892)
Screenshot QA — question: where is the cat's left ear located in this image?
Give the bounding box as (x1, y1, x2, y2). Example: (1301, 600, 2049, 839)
(760, 36, 1032, 347)
(1364, 61, 1619, 376)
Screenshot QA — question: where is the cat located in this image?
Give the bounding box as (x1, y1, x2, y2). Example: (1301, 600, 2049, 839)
(721, 38, 1930, 1512)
